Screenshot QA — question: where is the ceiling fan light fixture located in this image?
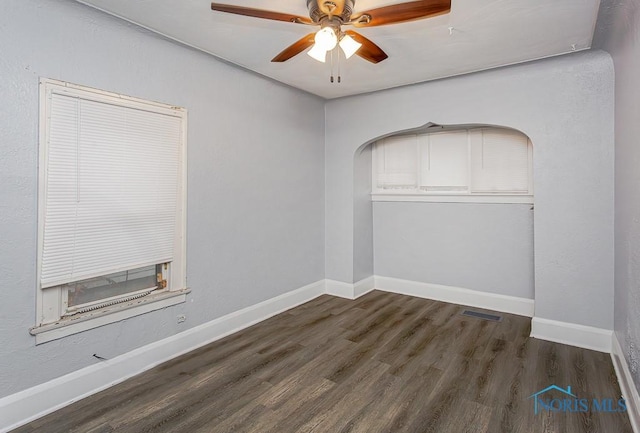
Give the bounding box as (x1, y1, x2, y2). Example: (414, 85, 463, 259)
(339, 34, 362, 59)
(307, 43, 327, 62)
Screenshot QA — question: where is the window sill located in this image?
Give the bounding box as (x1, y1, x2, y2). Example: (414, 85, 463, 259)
(30, 288, 190, 345)
(371, 193, 534, 204)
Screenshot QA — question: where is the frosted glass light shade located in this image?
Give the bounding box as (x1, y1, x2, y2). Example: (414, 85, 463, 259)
(339, 34, 362, 59)
(307, 44, 327, 62)
(315, 27, 338, 51)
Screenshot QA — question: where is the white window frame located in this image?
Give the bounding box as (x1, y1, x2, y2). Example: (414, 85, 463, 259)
(31, 78, 189, 344)
(372, 127, 533, 204)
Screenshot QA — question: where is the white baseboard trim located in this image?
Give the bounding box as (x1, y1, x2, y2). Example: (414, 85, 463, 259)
(325, 279, 356, 299)
(0, 280, 326, 433)
(354, 276, 375, 298)
(325, 277, 375, 300)
(530, 317, 612, 353)
(612, 334, 640, 433)
(374, 276, 535, 317)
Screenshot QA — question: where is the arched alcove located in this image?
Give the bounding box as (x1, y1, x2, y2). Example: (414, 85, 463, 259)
(353, 123, 535, 304)
(326, 52, 613, 332)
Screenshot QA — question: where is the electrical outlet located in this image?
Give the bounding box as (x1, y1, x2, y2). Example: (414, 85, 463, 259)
(177, 314, 186, 323)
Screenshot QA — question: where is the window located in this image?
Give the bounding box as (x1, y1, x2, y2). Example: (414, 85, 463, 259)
(32, 79, 188, 343)
(372, 127, 533, 203)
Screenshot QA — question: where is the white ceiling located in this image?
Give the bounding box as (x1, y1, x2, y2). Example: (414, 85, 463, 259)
(75, 0, 601, 99)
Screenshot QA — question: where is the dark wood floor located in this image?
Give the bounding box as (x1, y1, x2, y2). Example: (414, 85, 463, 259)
(14, 291, 632, 433)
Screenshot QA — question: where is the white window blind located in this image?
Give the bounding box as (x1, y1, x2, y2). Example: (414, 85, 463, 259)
(420, 131, 468, 191)
(470, 129, 530, 193)
(376, 135, 417, 189)
(40, 92, 182, 288)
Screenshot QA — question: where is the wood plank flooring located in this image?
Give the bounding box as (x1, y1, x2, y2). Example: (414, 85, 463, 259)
(13, 291, 633, 433)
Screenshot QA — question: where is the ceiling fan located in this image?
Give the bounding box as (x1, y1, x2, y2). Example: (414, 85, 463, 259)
(210, 0, 451, 64)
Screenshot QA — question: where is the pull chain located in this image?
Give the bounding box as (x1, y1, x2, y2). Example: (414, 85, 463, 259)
(330, 48, 334, 83)
(337, 46, 341, 83)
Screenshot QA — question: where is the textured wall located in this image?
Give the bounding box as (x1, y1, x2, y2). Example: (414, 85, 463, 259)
(373, 202, 534, 299)
(0, 0, 325, 397)
(595, 0, 640, 391)
(325, 51, 614, 329)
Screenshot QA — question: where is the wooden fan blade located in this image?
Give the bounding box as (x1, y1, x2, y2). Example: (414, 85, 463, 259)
(344, 30, 388, 63)
(352, 0, 451, 27)
(211, 3, 313, 24)
(271, 33, 317, 62)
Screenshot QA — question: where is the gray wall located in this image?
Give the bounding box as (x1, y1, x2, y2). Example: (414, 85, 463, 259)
(353, 145, 374, 282)
(373, 202, 534, 299)
(595, 0, 640, 391)
(0, 0, 325, 398)
(325, 51, 614, 329)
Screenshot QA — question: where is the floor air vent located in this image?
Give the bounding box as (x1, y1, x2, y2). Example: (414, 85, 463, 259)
(461, 310, 502, 322)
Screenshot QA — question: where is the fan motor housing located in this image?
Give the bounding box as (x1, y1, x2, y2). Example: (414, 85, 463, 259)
(307, 0, 354, 23)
